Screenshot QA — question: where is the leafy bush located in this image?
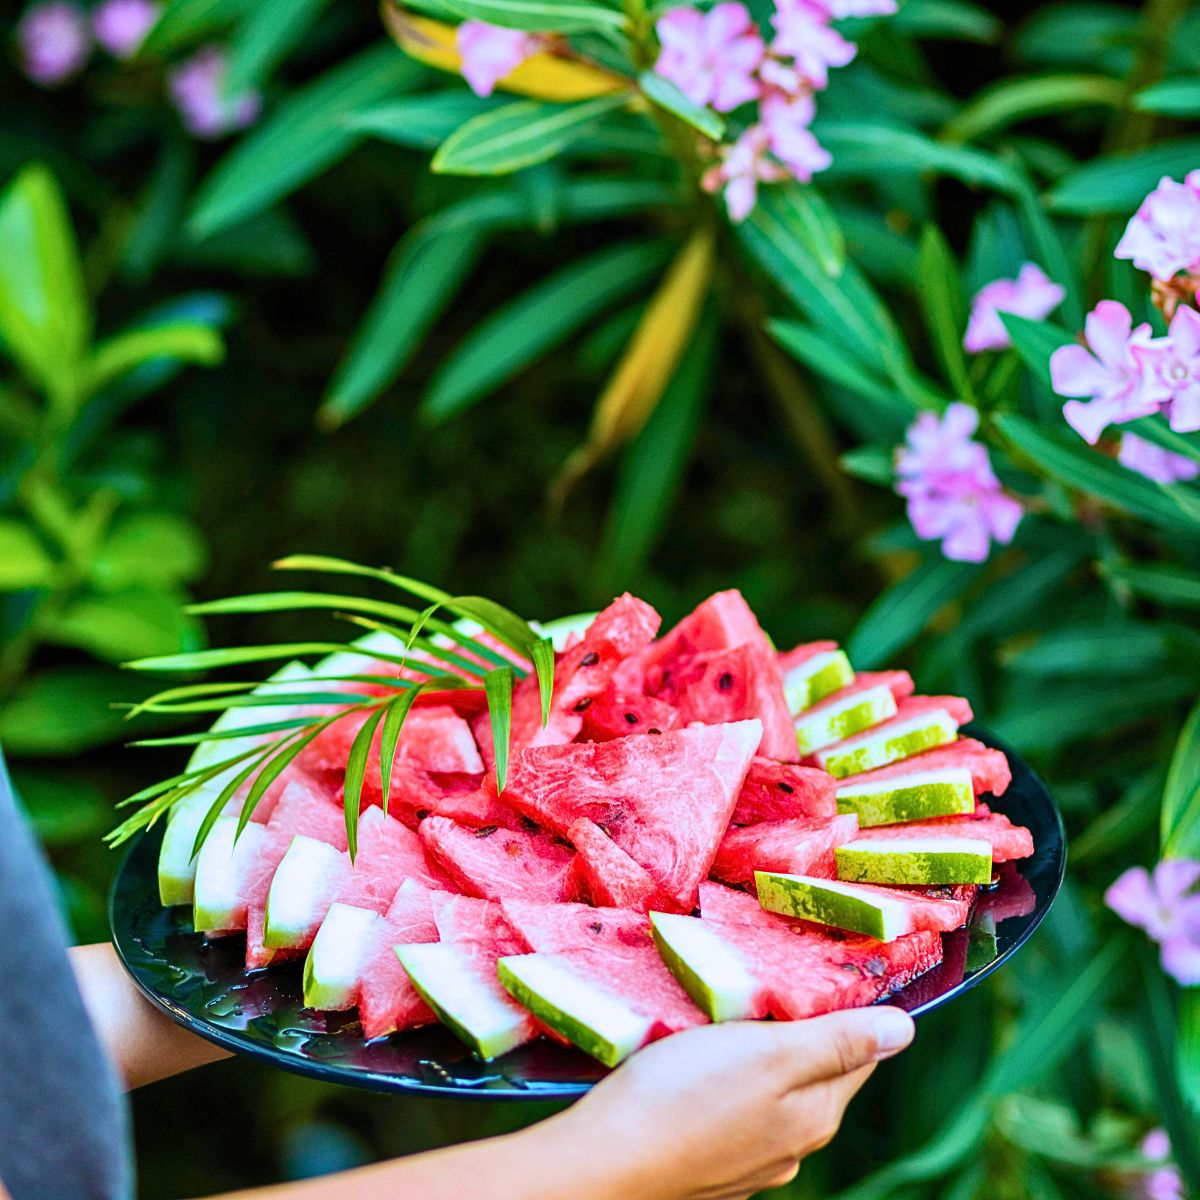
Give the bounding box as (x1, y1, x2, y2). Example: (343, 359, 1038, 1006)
(3, 0, 1200, 1195)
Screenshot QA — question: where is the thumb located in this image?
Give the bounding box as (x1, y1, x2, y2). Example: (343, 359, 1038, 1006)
(773, 1006, 915, 1090)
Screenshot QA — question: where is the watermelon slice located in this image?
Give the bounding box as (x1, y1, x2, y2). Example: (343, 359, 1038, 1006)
(648, 644, 798, 763)
(778, 642, 855, 714)
(418, 816, 576, 902)
(755, 872, 972, 940)
(834, 837, 994, 886)
(816, 697, 969, 778)
(852, 810, 1034, 863)
(731, 757, 837, 825)
(836, 737, 1011, 798)
(503, 720, 761, 908)
(793, 680, 902, 756)
(499, 899, 650, 953)
(711, 813, 859, 886)
(835, 767, 975, 827)
(565, 818, 681, 912)
(577, 690, 681, 743)
(263, 807, 447, 951)
(642, 590, 770, 684)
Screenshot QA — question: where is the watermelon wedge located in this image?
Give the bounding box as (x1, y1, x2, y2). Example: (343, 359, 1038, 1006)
(642, 590, 770, 683)
(793, 681, 901, 756)
(418, 816, 576, 902)
(835, 767, 976, 827)
(834, 837, 994, 885)
(778, 643, 855, 714)
(816, 698, 969, 778)
(503, 720, 762, 908)
(731, 757, 837, 825)
(578, 690, 681, 742)
(852, 810, 1034, 863)
(835, 737, 1011, 798)
(711, 813, 859, 886)
(565, 818, 681, 912)
(499, 899, 650, 953)
(755, 872, 972, 940)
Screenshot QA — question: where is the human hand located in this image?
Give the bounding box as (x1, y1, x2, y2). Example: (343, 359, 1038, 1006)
(535, 1007, 914, 1200)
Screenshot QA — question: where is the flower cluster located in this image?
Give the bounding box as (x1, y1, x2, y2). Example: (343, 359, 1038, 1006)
(894, 403, 1023, 563)
(653, 0, 896, 221)
(963, 263, 1064, 353)
(1107, 859, 1200, 986)
(1115, 172, 1200, 284)
(15, 1, 259, 139)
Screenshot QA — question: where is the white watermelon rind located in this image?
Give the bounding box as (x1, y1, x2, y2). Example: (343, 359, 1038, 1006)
(649, 913, 759, 1023)
(818, 709, 958, 779)
(784, 649, 855, 715)
(755, 871, 911, 942)
(302, 902, 378, 1011)
(794, 684, 898, 756)
(835, 767, 975, 827)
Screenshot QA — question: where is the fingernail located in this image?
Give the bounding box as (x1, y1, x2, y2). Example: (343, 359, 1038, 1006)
(869, 1007, 915, 1058)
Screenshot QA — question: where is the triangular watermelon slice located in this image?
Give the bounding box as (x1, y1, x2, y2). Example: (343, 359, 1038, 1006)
(731, 757, 837, 825)
(852, 810, 1033, 862)
(418, 816, 576, 902)
(836, 737, 1011, 798)
(503, 720, 762, 908)
(642, 590, 769, 683)
(500, 898, 651, 954)
(711, 813, 859, 886)
(577, 689, 681, 743)
(565, 818, 682, 913)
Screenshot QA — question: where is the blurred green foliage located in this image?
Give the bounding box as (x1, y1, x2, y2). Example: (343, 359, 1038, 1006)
(3, 0, 1200, 1196)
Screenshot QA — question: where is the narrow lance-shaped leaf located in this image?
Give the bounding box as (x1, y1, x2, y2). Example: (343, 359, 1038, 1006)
(343, 708, 385, 859)
(130, 717, 318, 747)
(530, 638, 555, 727)
(379, 686, 428, 818)
(1000, 313, 1075, 390)
(485, 666, 514, 792)
(917, 225, 974, 403)
(941, 73, 1124, 143)
(1162, 698, 1200, 861)
(124, 641, 419, 673)
(191, 752, 271, 861)
(437, 0, 626, 33)
(271, 554, 451, 605)
(637, 71, 724, 139)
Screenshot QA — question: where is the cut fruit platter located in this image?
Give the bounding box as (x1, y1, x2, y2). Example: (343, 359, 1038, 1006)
(110, 568, 1064, 1098)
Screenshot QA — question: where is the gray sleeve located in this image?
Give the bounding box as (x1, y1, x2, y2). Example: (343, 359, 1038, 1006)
(0, 746, 134, 1200)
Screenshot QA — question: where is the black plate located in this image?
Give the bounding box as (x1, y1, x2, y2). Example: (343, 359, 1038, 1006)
(109, 725, 1065, 1100)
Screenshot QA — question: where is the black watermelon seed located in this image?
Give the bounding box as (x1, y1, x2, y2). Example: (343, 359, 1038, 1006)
(581, 651, 599, 666)
(778, 782, 795, 794)
(624, 711, 639, 724)
(717, 671, 735, 691)
(474, 825, 499, 838)
(574, 697, 593, 712)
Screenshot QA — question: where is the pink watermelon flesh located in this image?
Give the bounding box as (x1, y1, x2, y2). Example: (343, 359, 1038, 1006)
(853, 810, 1033, 862)
(711, 814, 859, 886)
(731, 757, 837, 825)
(358, 883, 441, 1039)
(648, 644, 798, 763)
(241, 780, 349, 970)
(431, 892, 529, 952)
(777, 640, 839, 673)
(566, 818, 682, 913)
(839, 737, 1011, 798)
(508, 595, 661, 750)
(500, 899, 651, 953)
(419, 816, 576, 903)
(503, 720, 762, 909)
(577, 690, 681, 742)
(641, 590, 767, 684)
(428, 781, 527, 831)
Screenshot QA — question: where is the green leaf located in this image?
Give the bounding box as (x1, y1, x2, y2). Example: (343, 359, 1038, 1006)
(45, 588, 204, 664)
(485, 666, 513, 791)
(1100, 560, 1200, 607)
(91, 512, 208, 591)
(343, 707, 383, 859)
(422, 240, 670, 422)
(1125, 415, 1200, 466)
(1162, 698, 1200, 860)
(839, 444, 895, 486)
(87, 323, 223, 393)
(1071, 771, 1161, 862)
(140, 0, 253, 54)
(943, 74, 1125, 143)
(14, 771, 111, 846)
(379, 687, 425, 818)
(345, 92, 504, 149)
(847, 558, 980, 668)
(1178, 989, 1200, 1119)
(1133, 77, 1200, 116)
(271, 554, 451, 605)
(438, 0, 625, 32)
(1049, 138, 1200, 215)
(917, 225, 973, 402)
(637, 71, 723, 139)
(189, 46, 427, 238)
(1001, 623, 1179, 678)
(224, 0, 329, 94)
(1000, 313, 1076, 389)
(0, 164, 89, 405)
(432, 95, 629, 176)
(529, 638, 555, 727)
(125, 641, 412, 673)
(995, 413, 1200, 532)
(889, 0, 1000, 42)
(0, 519, 55, 590)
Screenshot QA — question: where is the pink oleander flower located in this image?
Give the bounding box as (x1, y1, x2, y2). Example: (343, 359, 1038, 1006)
(456, 21, 541, 98)
(1133, 1130, 1186, 1200)
(168, 45, 260, 139)
(963, 262, 1066, 353)
(819, 0, 897, 14)
(1135, 303, 1200, 433)
(1106, 859, 1200, 986)
(759, 91, 830, 181)
(701, 124, 786, 221)
(655, 3, 764, 113)
(1118, 433, 1200, 484)
(895, 403, 1022, 562)
(1115, 172, 1200, 282)
(1050, 300, 1158, 444)
(92, 0, 157, 59)
(16, 1, 91, 85)
(770, 0, 855, 91)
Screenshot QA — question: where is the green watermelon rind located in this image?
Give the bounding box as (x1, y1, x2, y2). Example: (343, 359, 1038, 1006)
(755, 871, 909, 941)
(649, 913, 758, 1023)
(302, 902, 378, 1011)
(784, 650, 855, 715)
(835, 768, 975, 827)
(834, 837, 994, 886)
(818, 709, 958, 779)
(794, 685, 897, 756)
(496, 955, 652, 1067)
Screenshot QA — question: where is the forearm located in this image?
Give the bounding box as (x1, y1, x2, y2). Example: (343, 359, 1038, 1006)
(69, 942, 230, 1089)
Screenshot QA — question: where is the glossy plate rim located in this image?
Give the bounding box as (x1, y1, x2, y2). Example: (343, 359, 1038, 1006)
(109, 724, 1066, 1101)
